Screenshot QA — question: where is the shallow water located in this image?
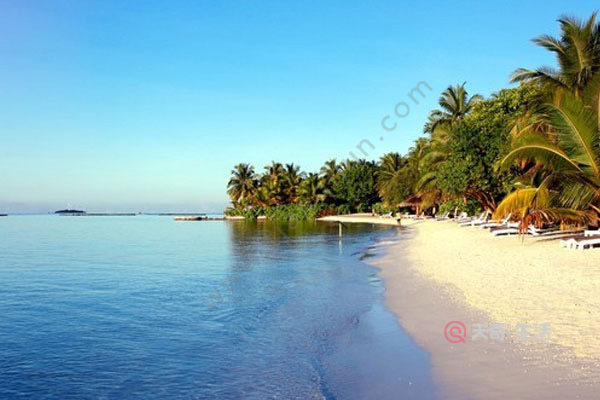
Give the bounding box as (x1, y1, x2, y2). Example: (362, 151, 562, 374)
(0, 215, 438, 399)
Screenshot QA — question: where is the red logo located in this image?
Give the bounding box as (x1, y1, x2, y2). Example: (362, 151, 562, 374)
(444, 321, 466, 343)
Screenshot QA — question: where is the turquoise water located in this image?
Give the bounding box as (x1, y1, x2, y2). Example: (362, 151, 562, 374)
(0, 216, 438, 399)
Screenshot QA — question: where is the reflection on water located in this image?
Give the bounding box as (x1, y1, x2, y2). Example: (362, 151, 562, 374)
(0, 216, 437, 399)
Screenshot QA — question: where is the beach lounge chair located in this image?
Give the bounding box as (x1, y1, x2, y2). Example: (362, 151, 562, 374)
(457, 212, 484, 226)
(528, 225, 558, 236)
(464, 211, 491, 227)
(560, 237, 577, 248)
(452, 212, 469, 223)
(531, 226, 583, 237)
(480, 213, 512, 229)
(559, 234, 586, 248)
(490, 223, 520, 236)
(584, 230, 600, 237)
(379, 212, 393, 218)
(435, 211, 449, 221)
(572, 237, 600, 250)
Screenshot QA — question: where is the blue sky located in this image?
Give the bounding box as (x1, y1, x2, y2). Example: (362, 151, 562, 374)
(1, 0, 598, 212)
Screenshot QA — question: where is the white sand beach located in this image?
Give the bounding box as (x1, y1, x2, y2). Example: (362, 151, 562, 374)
(367, 219, 600, 399)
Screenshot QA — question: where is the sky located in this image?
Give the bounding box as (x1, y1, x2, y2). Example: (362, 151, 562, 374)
(1, 0, 598, 213)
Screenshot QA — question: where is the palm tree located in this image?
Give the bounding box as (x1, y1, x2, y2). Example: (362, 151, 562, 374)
(264, 161, 284, 182)
(496, 88, 600, 226)
(511, 12, 600, 96)
(424, 83, 482, 135)
(282, 163, 304, 203)
(261, 161, 286, 205)
(320, 159, 341, 182)
(411, 138, 446, 213)
(319, 159, 342, 204)
(227, 163, 258, 208)
(298, 173, 326, 204)
(376, 153, 406, 206)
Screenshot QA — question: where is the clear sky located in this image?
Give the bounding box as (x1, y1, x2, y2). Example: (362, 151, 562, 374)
(1, 0, 598, 213)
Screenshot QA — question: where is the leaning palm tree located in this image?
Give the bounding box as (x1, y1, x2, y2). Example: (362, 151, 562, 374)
(495, 87, 600, 226)
(227, 163, 258, 208)
(511, 12, 600, 96)
(424, 83, 482, 136)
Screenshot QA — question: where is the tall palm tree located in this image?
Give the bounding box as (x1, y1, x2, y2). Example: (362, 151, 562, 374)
(282, 163, 304, 203)
(376, 153, 408, 207)
(424, 83, 483, 135)
(511, 12, 600, 96)
(317, 159, 342, 205)
(227, 163, 258, 207)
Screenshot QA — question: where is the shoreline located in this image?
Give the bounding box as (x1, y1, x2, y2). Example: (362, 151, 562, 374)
(317, 213, 404, 226)
(369, 220, 600, 399)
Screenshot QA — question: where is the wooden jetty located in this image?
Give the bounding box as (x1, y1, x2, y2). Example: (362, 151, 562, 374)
(173, 215, 227, 221)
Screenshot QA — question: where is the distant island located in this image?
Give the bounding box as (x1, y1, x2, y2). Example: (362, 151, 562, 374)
(54, 209, 86, 215)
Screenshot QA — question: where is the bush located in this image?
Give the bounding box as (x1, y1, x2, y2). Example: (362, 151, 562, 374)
(224, 207, 260, 220)
(336, 204, 352, 215)
(263, 204, 329, 222)
(372, 202, 395, 216)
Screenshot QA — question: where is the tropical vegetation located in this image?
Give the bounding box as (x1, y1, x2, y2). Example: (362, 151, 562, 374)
(226, 12, 600, 227)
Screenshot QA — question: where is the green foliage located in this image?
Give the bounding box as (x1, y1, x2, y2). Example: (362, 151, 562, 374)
(436, 84, 542, 210)
(332, 161, 379, 212)
(224, 207, 260, 220)
(263, 204, 329, 222)
(336, 204, 352, 215)
(223, 12, 600, 226)
(438, 199, 481, 216)
(372, 202, 395, 216)
(376, 152, 415, 207)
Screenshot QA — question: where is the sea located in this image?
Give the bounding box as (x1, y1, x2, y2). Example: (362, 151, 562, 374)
(0, 215, 439, 399)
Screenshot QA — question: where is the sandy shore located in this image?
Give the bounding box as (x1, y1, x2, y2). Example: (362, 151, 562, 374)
(369, 220, 600, 399)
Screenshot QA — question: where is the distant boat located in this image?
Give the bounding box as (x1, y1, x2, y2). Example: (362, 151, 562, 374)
(54, 209, 86, 216)
(0, 214, 7, 217)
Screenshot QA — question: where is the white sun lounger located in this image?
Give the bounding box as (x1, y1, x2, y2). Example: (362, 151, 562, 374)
(560, 238, 576, 248)
(528, 226, 558, 236)
(480, 213, 512, 229)
(559, 235, 587, 249)
(458, 212, 486, 227)
(584, 230, 600, 237)
(491, 226, 520, 236)
(465, 211, 491, 227)
(530, 227, 583, 237)
(452, 212, 469, 223)
(435, 211, 450, 221)
(573, 237, 600, 250)
(490, 222, 520, 236)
